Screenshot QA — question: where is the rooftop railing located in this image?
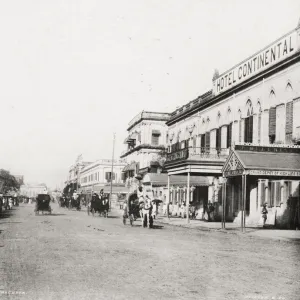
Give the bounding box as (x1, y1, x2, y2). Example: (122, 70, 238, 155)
(166, 147, 230, 163)
(128, 111, 170, 129)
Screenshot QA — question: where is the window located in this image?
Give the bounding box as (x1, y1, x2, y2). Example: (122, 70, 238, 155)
(216, 128, 221, 150)
(151, 133, 160, 145)
(244, 106, 253, 143)
(201, 134, 205, 152)
(285, 101, 293, 144)
(269, 107, 276, 143)
(227, 123, 232, 148)
(105, 172, 115, 182)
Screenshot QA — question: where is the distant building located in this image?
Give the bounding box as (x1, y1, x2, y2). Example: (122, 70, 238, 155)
(120, 111, 170, 192)
(20, 184, 47, 198)
(79, 159, 127, 194)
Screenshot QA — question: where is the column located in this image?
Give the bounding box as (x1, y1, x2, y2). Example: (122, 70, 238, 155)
(186, 172, 190, 224)
(210, 129, 217, 153)
(261, 109, 269, 144)
(240, 119, 245, 143)
(221, 125, 228, 149)
(252, 114, 258, 144)
(232, 120, 239, 145)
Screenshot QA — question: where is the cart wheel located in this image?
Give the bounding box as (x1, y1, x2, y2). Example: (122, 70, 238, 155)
(87, 207, 90, 215)
(92, 208, 95, 217)
(123, 216, 126, 225)
(130, 216, 133, 226)
(104, 211, 108, 218)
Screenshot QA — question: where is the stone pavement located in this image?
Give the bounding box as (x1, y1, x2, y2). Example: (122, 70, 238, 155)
(83, 205, 300, 243)
(155, 215, 300, 243)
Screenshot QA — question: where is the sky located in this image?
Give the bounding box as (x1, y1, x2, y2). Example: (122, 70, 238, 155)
(0, 0, 299, 189)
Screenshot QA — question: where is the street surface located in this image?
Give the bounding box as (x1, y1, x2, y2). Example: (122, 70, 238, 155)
(0, 204, 299, 300)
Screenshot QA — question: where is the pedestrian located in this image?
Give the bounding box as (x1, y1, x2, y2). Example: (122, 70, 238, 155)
(143, 195, 153, 228)
(262, 203, 268, 227)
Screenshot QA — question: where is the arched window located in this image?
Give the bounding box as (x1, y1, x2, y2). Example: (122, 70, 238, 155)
(244, 100, 253, 143)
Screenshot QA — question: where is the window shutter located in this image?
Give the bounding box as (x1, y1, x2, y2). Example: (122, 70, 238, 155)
(205, 132, 210, 149)
(258, 114, 261, 143)
(269, 107, 276, 137)
(216, 128, 221, 149)
(193, 137, 197, 148)
(249, 115, 253, 143)
(138, 132, 141, 142)
(201, 134, 205, 148)
(227, 123, 232, 148)
(244, 117, 249, 143)
(285, 101, 293, 143)
(121, 172, 126, 181)
(239, 120, 242, 143)
(151, 134, 159, 145)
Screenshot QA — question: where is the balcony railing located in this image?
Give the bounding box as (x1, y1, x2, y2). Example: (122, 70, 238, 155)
(166, 147, 230, 163)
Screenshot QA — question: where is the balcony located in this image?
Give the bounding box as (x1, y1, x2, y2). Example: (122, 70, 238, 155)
(120, 144, 166, 158)
(166, 147, 230, 163)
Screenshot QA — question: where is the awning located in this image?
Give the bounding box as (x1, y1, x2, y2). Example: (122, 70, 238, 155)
(123, 162, 136, 172)
(91, 184, 105, 192)
(142, 173, 209, 187)
(222, 145, 300, 177)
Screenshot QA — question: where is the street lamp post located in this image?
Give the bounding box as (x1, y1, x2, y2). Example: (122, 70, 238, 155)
(109, 133, 116, 211)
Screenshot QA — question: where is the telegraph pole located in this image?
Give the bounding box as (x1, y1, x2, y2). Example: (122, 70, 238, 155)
(109, 133, 116, 210)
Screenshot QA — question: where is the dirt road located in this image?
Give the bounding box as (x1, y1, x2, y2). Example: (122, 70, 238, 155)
(0, 204, 299, 300)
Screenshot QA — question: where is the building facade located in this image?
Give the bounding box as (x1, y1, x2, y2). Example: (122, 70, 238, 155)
(20, 184, 47, 198)
(120, 111, 170, 192)
(79, 159, 127, 194)
(165, 22, 300, 228)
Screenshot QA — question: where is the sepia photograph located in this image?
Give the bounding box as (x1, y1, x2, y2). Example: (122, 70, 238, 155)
(0, 1, 300, 299)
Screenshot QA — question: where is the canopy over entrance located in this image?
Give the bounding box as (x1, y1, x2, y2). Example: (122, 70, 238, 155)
(222, 144, 300, 178)
(142, 173, 209, 187)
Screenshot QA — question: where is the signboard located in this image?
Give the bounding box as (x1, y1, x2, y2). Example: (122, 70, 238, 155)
(224, 169, 244, 177)
(166, 149, 189, 162)
(235, 144, 300, 153)
(213, 30, 298, 95)
(245, 170, 300, 177)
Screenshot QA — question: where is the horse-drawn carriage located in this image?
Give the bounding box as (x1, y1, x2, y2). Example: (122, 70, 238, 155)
(35, 194, 52, 215)
(122, 193, 142, 226)
(87, 193, 109, 217)
(68, 196, 81, 211)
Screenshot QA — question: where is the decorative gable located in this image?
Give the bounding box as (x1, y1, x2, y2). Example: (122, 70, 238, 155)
(222, 150, 244, 177)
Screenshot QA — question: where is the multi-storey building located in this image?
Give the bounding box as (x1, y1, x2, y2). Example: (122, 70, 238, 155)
(165, 20, 300, 228)
(79, 159, 127, 194)
(120, 111, 170, 192)
(65, 156, 92, 191)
